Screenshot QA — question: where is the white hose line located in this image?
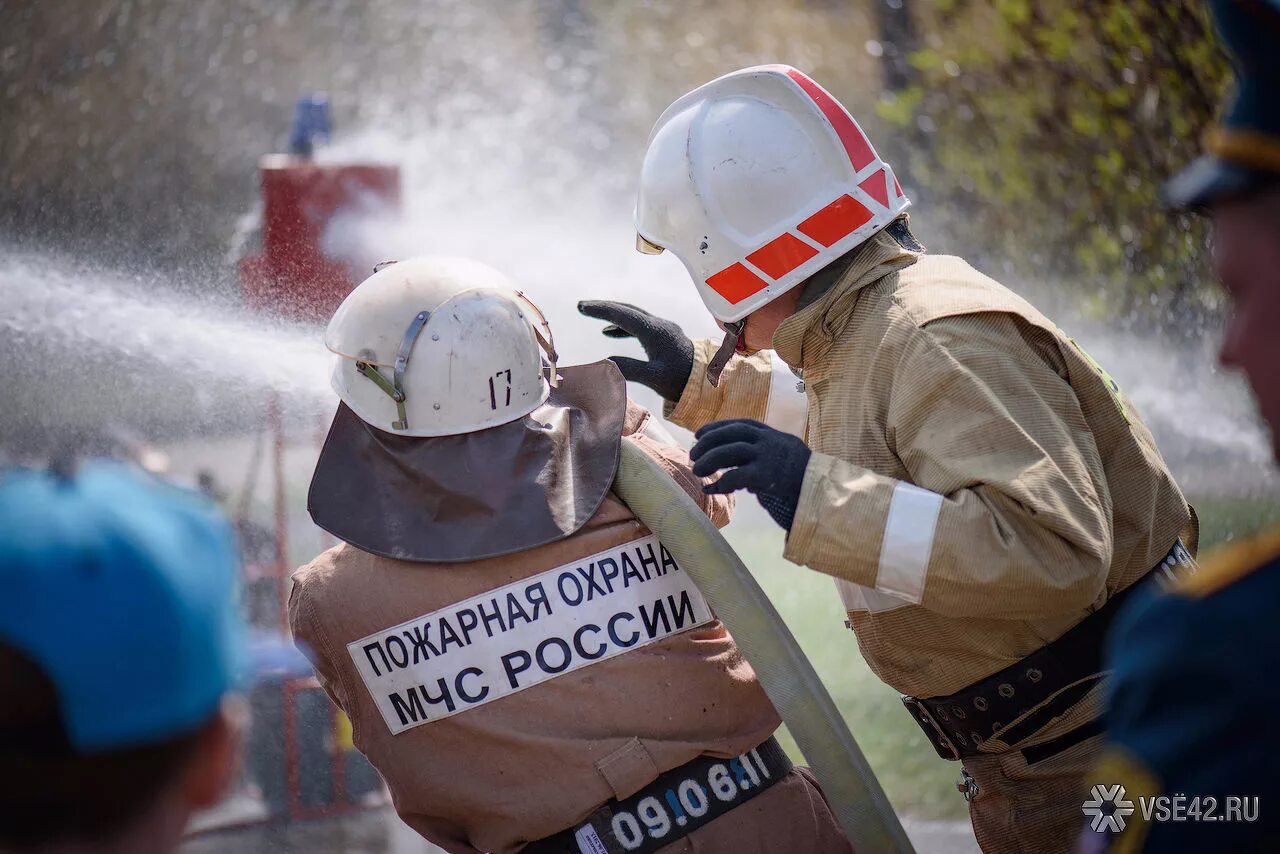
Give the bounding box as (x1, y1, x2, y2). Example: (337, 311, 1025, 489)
(614, 440, 915, 853)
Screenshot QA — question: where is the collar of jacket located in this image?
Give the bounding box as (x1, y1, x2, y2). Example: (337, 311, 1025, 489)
(772, 228, 921, 377)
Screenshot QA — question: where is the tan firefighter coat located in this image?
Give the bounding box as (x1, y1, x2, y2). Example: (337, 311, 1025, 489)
(289, 402, 782, 854)
(668, 229, 1195, 720)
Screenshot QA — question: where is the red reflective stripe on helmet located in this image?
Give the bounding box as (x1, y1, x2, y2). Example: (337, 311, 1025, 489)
(785, 69, 875, 172)
(706, 262, 769, 305)
(746, 232, 819, 279)
(797, 195, 873, 247)
(893, 173, 904, 198)
(859, 167, 891, 209)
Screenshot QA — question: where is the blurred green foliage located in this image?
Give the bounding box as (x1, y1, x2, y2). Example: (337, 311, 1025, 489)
(885, 1, 1232, 328)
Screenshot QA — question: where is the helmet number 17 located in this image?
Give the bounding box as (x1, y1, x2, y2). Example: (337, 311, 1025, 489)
(489, 369, 513, 410)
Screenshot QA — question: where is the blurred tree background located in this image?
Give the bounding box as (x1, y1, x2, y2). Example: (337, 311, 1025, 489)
(0, 0, 1232, 321)
(876, 0, 1231, 329)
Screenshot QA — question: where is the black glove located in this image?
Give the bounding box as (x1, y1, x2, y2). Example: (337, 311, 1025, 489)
(690, 419, 812, 531)
(578, 300, 694, 403)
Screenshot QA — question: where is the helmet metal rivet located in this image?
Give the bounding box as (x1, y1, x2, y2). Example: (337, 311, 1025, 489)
(433, 403, 441, 410)
(431, 332, 440, 341)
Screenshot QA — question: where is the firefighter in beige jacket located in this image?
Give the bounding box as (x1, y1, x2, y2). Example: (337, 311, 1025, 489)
(290, 257, 850, 854)
(584, 67, 1195, 853)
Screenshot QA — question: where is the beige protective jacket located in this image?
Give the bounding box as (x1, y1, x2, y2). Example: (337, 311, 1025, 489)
(290, 402, 781, 854)
(669, 230, 1194, 705)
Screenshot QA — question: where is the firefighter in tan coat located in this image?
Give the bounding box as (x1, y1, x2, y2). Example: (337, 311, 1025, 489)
(583, 66, 1196, 853)
(289, 257, 851, 854)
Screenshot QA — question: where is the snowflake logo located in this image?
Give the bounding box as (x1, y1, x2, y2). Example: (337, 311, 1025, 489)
(1082, 784, 1135, 832)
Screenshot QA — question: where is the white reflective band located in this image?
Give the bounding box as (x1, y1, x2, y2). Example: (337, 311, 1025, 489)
(347, 534, 712, 735)
(834, 578, 912, 615)
(834, 578, 866, 612)
(762, 351, 808, 438)
(874, 482, 943, 604)
(639, 417, 679, 447)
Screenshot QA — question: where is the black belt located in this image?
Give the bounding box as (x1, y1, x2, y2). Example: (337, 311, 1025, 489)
(903, 539, 1193, 761)
(526, 736, 792, 854)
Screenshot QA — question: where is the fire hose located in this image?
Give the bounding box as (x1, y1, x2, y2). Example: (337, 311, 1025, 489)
(613, 438, 915, 853)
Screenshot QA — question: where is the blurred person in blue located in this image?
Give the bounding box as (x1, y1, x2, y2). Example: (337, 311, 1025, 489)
(0, 461, 249, 854)
(1087, 1, 1280, 851)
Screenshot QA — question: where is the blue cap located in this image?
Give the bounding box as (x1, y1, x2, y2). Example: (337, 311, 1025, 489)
(0, 461, 247, 752)
(1165, 0, 1280, 207)
(289, 93, 332, 158)
(247, 627, 315, 682)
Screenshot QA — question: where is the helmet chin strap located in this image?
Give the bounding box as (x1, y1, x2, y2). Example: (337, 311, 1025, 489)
(706, 320, 745, 388)
(355, 310, 432, 431)
(515, 290, 559, 388)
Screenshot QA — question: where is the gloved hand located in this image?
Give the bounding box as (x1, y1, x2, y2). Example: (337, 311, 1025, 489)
(690, 419, 812, 531)
(578, 301, 694, 403)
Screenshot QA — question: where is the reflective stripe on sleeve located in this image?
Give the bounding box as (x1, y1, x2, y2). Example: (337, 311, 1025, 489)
(835, 578, 912, 615)
(639, 417, 679, 447)
(762, 351, 808, 438)
(874, 482, 943, 603)
(835, 577, 867, 612)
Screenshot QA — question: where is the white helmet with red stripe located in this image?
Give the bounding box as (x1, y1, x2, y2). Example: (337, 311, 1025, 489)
(635, 65, 909, 323)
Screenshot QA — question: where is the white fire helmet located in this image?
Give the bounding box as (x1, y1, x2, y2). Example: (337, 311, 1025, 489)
(324, 256, 558, 437)
(635, 64, 910, 323)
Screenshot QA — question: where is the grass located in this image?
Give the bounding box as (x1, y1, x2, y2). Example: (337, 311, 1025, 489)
(1191, 496, 1280, 550)
(722, 493, 1280, 821)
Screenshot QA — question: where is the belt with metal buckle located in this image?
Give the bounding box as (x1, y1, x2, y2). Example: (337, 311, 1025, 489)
(525, 735, 792, 854)
(902, 539, 1193, 761)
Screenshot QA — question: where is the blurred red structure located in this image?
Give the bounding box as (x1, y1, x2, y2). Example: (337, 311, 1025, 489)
(234, 151, 401, 824)
(240, 155, 401, 322)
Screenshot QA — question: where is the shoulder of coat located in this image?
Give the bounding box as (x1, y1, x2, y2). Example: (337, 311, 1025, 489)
(292, 541, 370, 589)
(1175, 524, 1280, 599)
(891, 255, 1050, 329)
